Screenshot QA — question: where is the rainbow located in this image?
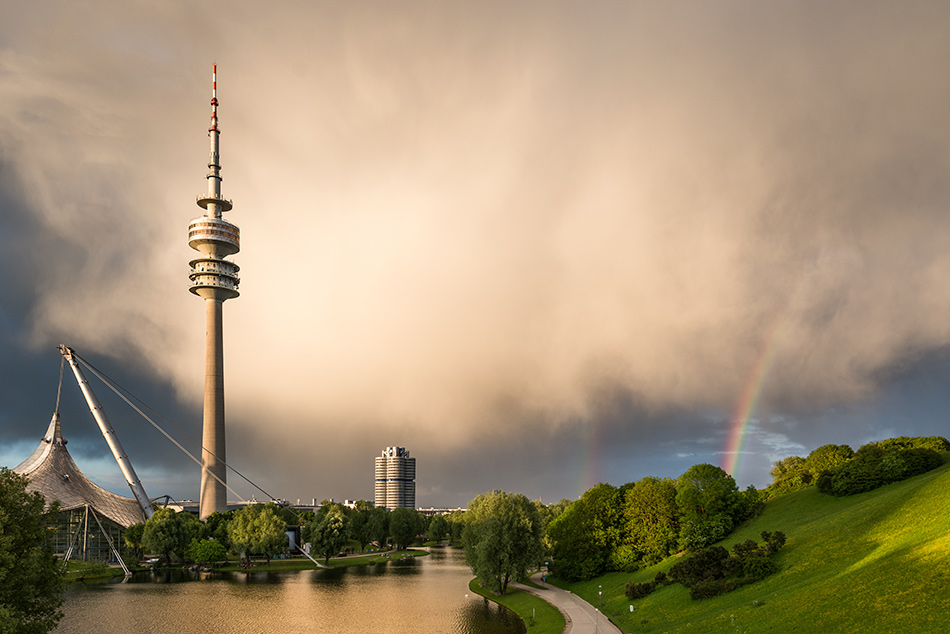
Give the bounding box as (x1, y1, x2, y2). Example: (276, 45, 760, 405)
(722, 327, 782, 478)
(577, 416, 603, 496)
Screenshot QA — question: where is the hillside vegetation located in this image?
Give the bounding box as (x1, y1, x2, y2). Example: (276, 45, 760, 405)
(556, 455, 950, 633)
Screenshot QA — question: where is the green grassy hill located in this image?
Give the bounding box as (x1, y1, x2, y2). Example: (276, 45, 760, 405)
(558, 456, 950, 633)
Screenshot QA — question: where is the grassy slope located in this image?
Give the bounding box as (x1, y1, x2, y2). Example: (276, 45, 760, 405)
(557, 458, 950, 633)
(468, 578, 566, 634)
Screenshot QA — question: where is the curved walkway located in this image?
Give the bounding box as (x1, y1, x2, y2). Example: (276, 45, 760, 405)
(509, 573, 623, 634)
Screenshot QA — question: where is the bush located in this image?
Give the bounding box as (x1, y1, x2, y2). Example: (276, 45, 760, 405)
(689, 578, 741, 600)
(761, 530, 786, 554)
(741, 552, 777, 580)
(736, 485, 766, 521)
(669, 546, 730, 587)
(821, 460, 884, 496)
(660, 533, 785, 600)
(625, 581, 657, 599)
(899, 448, 945, 475)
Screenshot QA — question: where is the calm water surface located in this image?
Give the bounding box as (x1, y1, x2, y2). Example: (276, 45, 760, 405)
(56, 547, 522, 634)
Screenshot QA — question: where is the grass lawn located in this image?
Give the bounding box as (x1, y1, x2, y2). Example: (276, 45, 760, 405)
(64, 561, 128, 581)
(553, 457, 950, 633)
(468, 578, 565, 634)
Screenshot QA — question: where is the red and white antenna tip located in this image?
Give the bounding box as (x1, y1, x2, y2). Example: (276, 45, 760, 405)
(210, 63, 218, 131)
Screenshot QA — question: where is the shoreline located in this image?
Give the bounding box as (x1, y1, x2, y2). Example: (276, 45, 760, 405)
(66, 548, 430, 582)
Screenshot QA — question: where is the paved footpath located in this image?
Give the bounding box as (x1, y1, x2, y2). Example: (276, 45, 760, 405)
(509, 573, 624, 634)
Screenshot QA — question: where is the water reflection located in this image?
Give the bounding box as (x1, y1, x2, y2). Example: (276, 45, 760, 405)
(57, 547, 522, 634)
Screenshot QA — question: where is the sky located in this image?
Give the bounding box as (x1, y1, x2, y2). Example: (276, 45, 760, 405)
(2, 1, 950, 509)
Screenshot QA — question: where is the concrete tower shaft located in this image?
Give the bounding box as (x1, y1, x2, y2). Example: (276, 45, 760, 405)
(189, 64, 240, 519)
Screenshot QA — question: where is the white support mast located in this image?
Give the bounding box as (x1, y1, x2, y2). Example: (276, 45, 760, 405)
(59, 345, 155, 519)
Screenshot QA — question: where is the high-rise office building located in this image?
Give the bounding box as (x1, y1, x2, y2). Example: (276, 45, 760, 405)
(374, 446, 416, 509)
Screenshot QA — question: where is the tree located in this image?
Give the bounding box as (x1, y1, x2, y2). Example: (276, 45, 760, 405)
(805, 444, 854, 474)
(390, 507, 424, 550)
(142, 507, 189, 564)
(0, 468, 66, 634)
(303, 505, 350, 564)
(446, 510, 467, 543)
(427, 514, 449, 543)
(877, 436, 950, 452)
(770, 455, 806, 481)
(123, 522, 146, 560)
(187, 538, 228, 566)
(547, 483, 625, 580)
(675, 464, 742, 550)
(535, 499, 571, 562)
(766, 455, 812, 498)
(198, 511, 233, 551)
(179, 511, 204, 546)
(228, 504, 288, 565)
(547, 500, 606, 582)
(583, 483, 627, 571)
(463, 490, 544, 595)
(622, 477, 681, 566)
(348, 500, 375, 551)
(366, 506, 390, 549)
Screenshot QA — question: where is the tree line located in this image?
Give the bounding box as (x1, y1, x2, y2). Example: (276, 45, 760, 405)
(127, 499, 462, 568)
(767, 435, 948, 498)
(460, 465, 761, 591)
(462, 435, 949, 592)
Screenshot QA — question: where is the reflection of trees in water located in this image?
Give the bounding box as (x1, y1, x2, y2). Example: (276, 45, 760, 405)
(456, 597, 522, 634)
(62, 547, 524, 634)
(226, 571, 288, 586)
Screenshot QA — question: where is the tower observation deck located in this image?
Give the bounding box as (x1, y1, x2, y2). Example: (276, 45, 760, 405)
(189, 64, 239, 518)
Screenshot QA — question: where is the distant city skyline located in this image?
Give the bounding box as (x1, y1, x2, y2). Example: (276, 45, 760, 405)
(3, 2, 950, 508)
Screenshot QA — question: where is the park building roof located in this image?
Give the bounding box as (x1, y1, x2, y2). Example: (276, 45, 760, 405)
(13, 412, 147, 529)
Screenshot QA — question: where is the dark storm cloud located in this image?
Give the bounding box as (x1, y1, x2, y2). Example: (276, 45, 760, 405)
(3, 2, 950, 506)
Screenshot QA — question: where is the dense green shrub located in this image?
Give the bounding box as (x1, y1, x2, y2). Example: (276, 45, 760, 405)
(625, 580, 658, 599)
(760, 530, 786, 554)
(741, 551, 777, 580)
(689, 578, 742, 600)
(669, 545, 730, 587)
(659, 532, 785, 600)
(894, 448, 944, 475)
(820, 460, 882, 495)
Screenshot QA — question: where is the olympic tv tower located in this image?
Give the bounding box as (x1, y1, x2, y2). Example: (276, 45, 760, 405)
(188, 64, 240, 519)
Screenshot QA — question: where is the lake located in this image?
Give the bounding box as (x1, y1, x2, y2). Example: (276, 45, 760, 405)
(56, 547, 523, 634)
